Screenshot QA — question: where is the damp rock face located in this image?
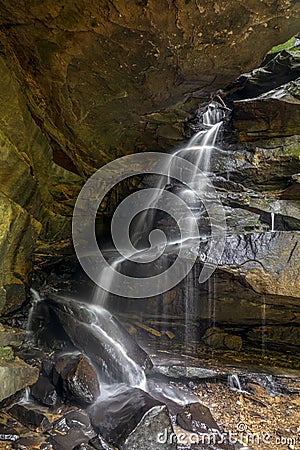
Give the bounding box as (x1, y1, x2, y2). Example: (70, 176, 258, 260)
(202, 327, 243, 351)
(0, 324, 26, 348)
(54, 353, 100, 405)
(90, 386, 176, 449)
(233, 78, 300, 141)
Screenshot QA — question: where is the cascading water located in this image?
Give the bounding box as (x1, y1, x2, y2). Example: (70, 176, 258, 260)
(271, 212, 275, 232)
(32, 100, 228, 399)
(91, 100, 227, 358)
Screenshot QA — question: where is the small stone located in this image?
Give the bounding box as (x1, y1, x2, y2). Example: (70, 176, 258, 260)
(89, 435, 115, 450)
(0, 423, 19, 442)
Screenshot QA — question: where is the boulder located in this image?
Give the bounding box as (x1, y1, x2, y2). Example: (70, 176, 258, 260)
(89, 385, 176, 449)
(8, 403, 51, 431)
(0, 357, 39, 403)
(31, 375, 58, 407)
(176, 402, 219, 433)
(48, 295, 151, 385)
(54, 353, 100, 405)
(47, 410, 96, 450)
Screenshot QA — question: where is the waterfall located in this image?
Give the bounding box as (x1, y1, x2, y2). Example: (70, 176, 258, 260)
(227, 374, 242, 392)
(27, 288, 43, 334)
(271, 211, 275, 232)
(56, 100, 228, 391)
(91, 101, 226, 359)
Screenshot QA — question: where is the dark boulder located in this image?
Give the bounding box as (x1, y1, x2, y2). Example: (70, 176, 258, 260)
(31, 375, 58, 407)
(176, 402, 237, 449)
(89, 385, 176, 449)
(48, 295, 152, 385)
(54, 353, 100, 405)
(8, 403, 51, 431)
(47, 410, 96, 450)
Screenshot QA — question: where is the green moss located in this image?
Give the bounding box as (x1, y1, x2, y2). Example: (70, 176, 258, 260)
(268, 36, 296, 54)
(286, 146, 300, 158)
(0, 346, 14, 361)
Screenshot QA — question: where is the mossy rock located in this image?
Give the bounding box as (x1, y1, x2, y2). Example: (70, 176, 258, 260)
(0, 346, 14, 361)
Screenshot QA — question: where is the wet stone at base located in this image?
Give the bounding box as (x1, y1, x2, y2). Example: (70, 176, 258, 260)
(90, 386, 177, 449)
(47, 409, 96, 450)
(54, 353, 100, 406)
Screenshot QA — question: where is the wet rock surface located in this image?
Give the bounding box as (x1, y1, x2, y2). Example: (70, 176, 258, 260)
(31, 375, 58, 407)
(0, 0, 299, 312)
(90, 386, 175, 448)
(8, 403, 51, 432)
(233, 78, 300, 141)
(53, 354, 100, 405)
(47, 410, 96, 450)
(48, 295, 152, 383)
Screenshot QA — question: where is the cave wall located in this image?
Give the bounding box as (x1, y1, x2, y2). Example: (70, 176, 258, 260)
(0, 0, 300, 311)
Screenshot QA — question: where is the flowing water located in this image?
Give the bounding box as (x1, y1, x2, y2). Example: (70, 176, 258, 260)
(29, 101, 228, 395)
(227, 374, 242, 392)
(92, 100, 226, 350)
(90, 101, 227, 384)
(271, 211, 275, 232)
